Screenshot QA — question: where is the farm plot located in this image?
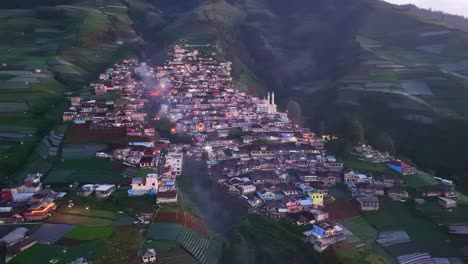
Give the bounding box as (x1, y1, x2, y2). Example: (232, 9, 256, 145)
(59, 206, 117, 220)
(155, 211, 208, 235)
(343, 155, 398, 175)
(448, 223, 468, 235)
(324, 200, 361, 221)
(64, 123, 128, 145)
(44, 158, 127, 184)
(0, 102, 28, 112)
(415, 201, 468, 225)
(0, 82, 30, 90)
(362, 199, 458, 257)
(401, 80, 433, 95)
(0, 132, 26, 140)
(62, 143, 108, 158)
(147, 223, 183, 241)
(47, 212, 113, 227)
(64, 226, 112, 240)
(112, 214, 135, 226)
(29, 223, 75, 244)
(10, 241, 105, 264)
(377, 230, 411, 247)
(157, 246, 199, 264)
(339, 216, 377, 243)
(404, 172, 438, 189)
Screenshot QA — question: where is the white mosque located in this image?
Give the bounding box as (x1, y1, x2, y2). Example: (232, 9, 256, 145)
(257, 91, 277, 114)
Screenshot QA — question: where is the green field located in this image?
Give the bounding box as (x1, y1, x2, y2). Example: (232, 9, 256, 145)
(0, 2, 140, 180)
(47, 212, 113, 227)
(44, 158, 127, 184)
(404, 172, 438, 189)
(234, 215, 318, 264)
(340, 216, 377, 243)
(415, 201, 468, 225)
(10, 242, 105, 264)
(343, 155, 398, 175)
(0, 102, 29, 112)
(64, 226, 113, 240)
(0, 74, 14, 81)
(59, 206, 117, 220)
(329, 183, 350, 200)
(362, 199, 458, 257)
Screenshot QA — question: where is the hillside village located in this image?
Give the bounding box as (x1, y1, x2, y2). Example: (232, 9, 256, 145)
(155, 46, 465, 260)
(0, 45, 468, 264)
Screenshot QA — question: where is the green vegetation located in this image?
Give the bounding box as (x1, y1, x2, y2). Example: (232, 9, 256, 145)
(233, 215, 319, 264)
(329, 183, 350, 200)
(97, 226, 141, 264)
(44, 158, 127, 184)
(343, 155, 396, 175)
(404, 172, 438, 189)
(10, 242, 105, 264)
(332, 242, 391, 264)
(47, 213, 113, 227)
(64, 226, 113, 240)
(340, 217, 377, 243)
(136, 168, 155, 178)
(319, 0, 468, 194)
(0, 2, 141, 180)
(59, 206, 117, 220)
(362, 199, 458, 257)
(65, 190, 156, 214)
(415, 200, 468, 225)
(0, 74, 14, 81)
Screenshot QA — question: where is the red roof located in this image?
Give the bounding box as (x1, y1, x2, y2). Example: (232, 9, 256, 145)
(389, 160, 413, 168)
(157, 191, 177, 198)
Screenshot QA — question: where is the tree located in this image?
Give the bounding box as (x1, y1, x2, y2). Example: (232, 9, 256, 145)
(286, 100, 302, 125)
(326, 138, 352, 156)
(340, 115, 364, 145)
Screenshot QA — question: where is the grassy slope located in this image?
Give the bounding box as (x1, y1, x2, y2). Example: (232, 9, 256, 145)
(222, 215, 320, 264)
(323, 1, 468, 192)
(0, 1, 142, 181)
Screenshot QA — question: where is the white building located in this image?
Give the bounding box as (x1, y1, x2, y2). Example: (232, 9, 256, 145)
(141, 248, 157, 263)
(95, 185, 116, 198)
(439, 197, 456, 209)
(166, 150, 183, 176)
(130, 174, 158, 196)
(239, 185, 256, 195)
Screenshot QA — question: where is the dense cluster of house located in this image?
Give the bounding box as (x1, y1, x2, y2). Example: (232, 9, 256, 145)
(152, 46, 464, 253)
(63, 59, 148, 126)
(152, 47, 347, 251)
(128, 145, 183, 204)
(0, 173, 64, 223)
(353, 144, 393, 163)
(62, 59, 183, 204)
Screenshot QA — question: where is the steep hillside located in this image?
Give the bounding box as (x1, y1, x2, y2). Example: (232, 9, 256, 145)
(126, 0, 370, 96)
(329, 1, 468, 190)
(124, 0, 468, 191)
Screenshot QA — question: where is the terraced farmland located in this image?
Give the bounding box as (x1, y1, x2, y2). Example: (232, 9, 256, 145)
(0, 2, 141, 180)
